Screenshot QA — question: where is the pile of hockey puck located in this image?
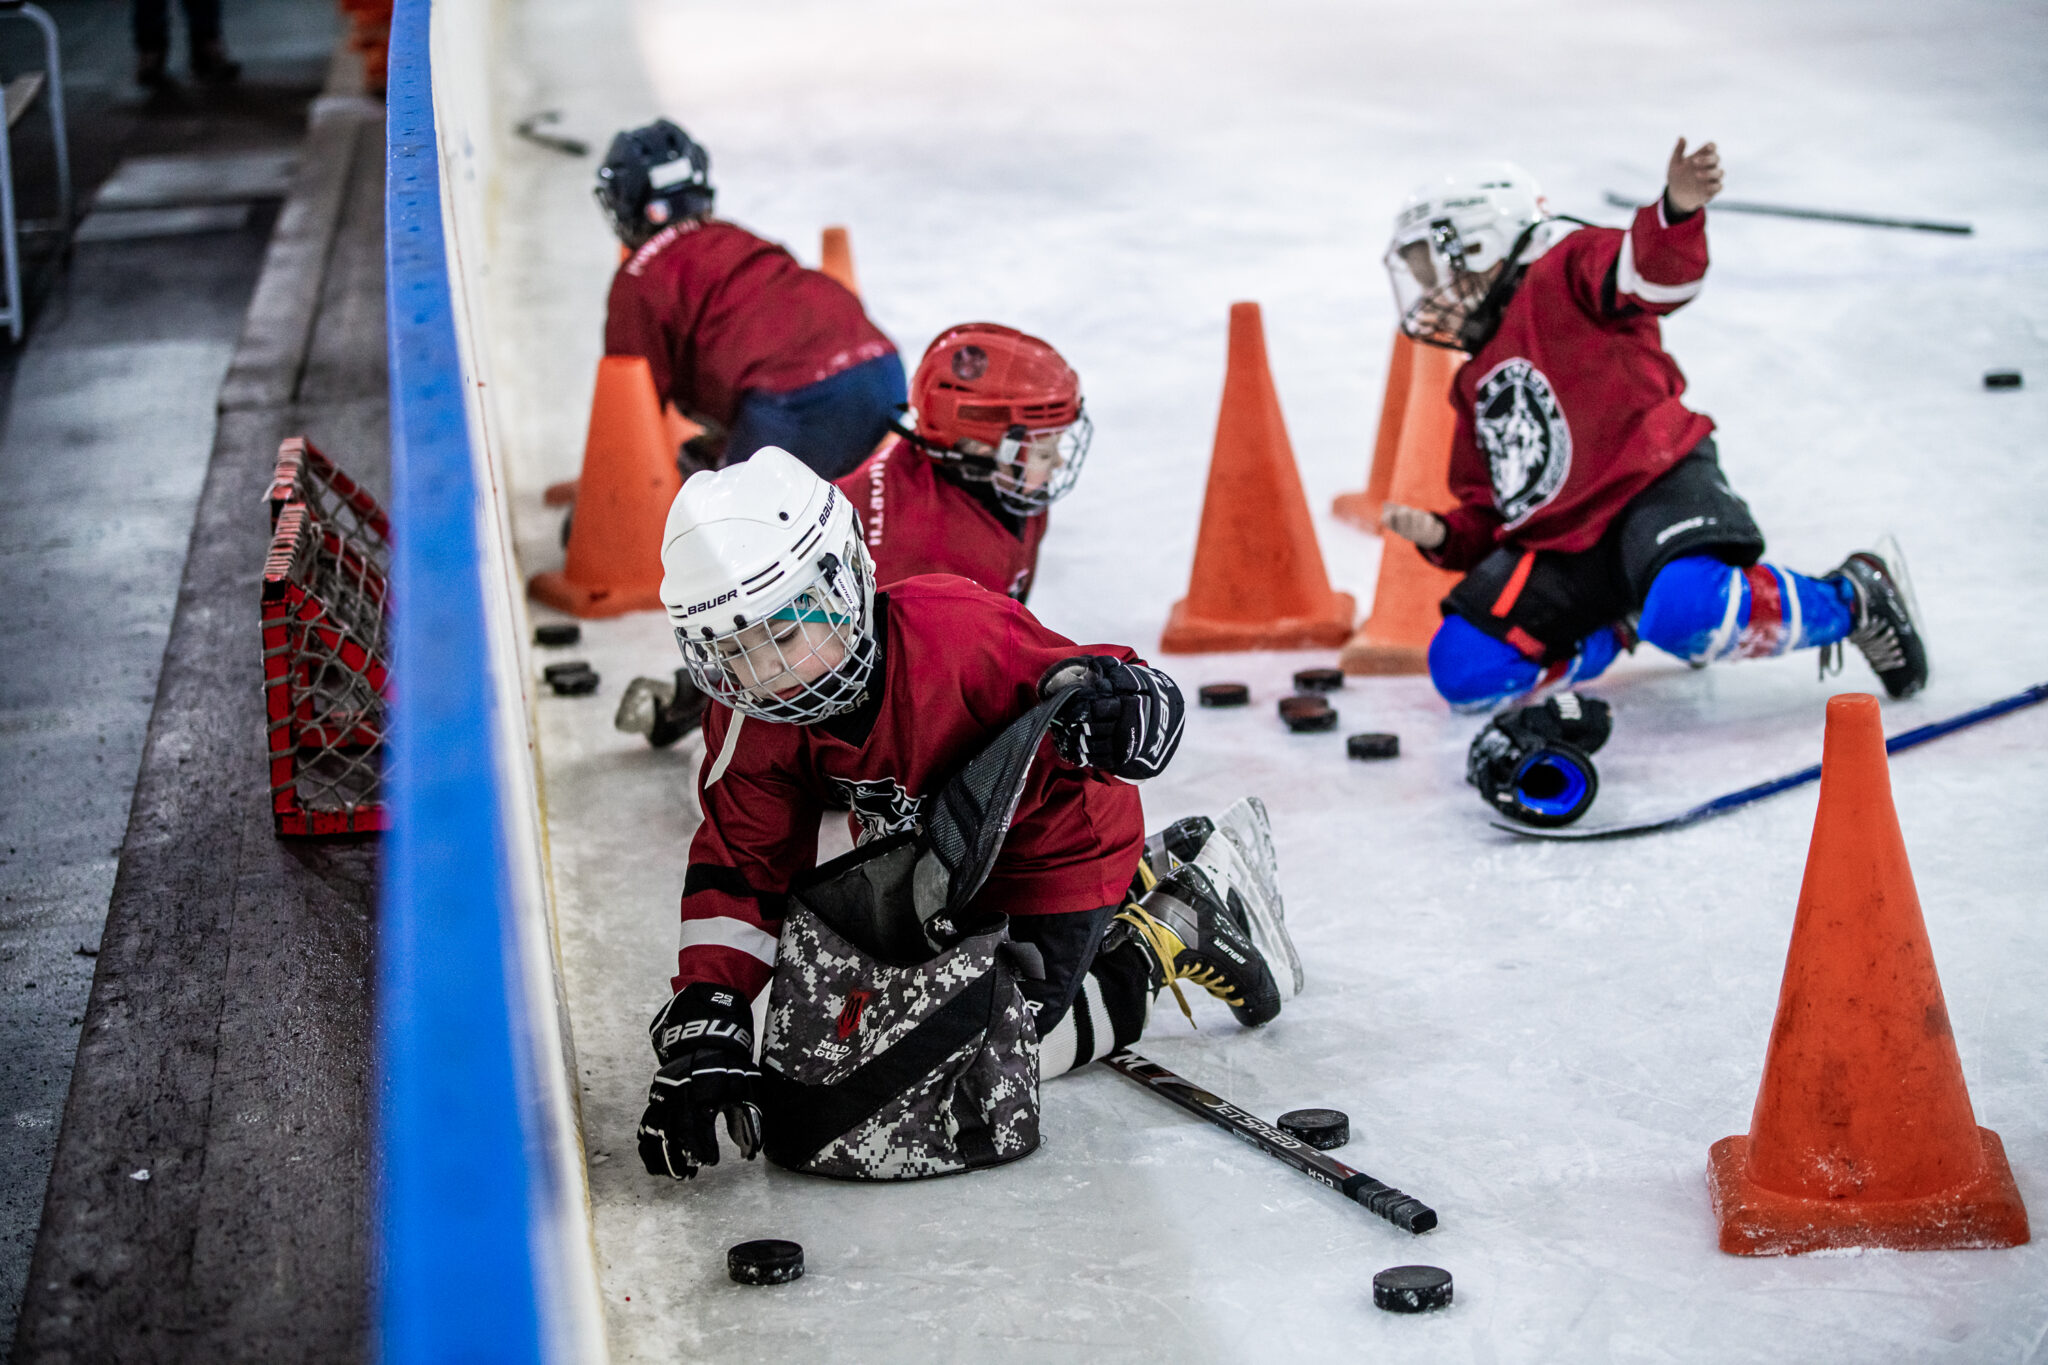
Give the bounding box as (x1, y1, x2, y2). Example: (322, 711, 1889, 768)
(534, 623, 601, 695)
(1198, 668, 1399, 760)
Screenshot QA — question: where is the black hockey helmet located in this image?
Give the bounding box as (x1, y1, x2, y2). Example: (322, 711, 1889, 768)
(594, 119, 715, 247)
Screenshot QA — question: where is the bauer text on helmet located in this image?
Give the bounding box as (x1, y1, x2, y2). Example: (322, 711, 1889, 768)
(907, 323, 1092, 514)
(1385, 163, 1557, 352)
(659, 449, 879, 724)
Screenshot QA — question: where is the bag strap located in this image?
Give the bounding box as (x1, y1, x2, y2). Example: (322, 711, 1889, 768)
(917, 686, 1083, 925)
(759, 967, 999, 1170)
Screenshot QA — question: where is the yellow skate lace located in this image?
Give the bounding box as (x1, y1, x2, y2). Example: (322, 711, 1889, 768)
(1112, 901, 1247, 1026)
(1112, 902, 1196, 1026)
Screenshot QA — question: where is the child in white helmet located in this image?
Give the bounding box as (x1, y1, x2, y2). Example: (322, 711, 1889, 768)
(634, 448, 1300, 1182)
(1379, 140, 1927, 727)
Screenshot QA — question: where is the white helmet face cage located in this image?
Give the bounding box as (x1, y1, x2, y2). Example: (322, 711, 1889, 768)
(1385, 166, 1547, 350)
(661, 448, 880, 725)
(987, 409, 1092, 515)
(673, 535, 877, 724)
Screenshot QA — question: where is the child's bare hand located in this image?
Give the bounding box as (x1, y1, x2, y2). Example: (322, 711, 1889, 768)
(1381, 504, 1447, 550)
(1666, 138, 1723, 215)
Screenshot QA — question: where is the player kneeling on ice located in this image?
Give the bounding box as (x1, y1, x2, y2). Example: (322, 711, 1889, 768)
(836, 323, 1090, 604)
(597, 120, 904, 479)
(1378, 140, 1929, 799)
(637, 448, 1302, 1182)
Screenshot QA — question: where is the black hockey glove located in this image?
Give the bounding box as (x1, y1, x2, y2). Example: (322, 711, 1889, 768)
(637, 982, 763, 1181)
(1466, 692, 1612, 828)
(1039, 655, 1185, 780)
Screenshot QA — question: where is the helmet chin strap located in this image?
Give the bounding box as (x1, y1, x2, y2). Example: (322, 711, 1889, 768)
(886, 410, 1002, 484)
(1456, 217, 1552, 352)
(704, 709, 745, 788)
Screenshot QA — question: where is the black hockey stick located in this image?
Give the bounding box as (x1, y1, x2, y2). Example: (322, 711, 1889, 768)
(1492, 681, 2048, 842)
(1103, 1050, 1437, 1234)
(1601, 190, 1972, 236)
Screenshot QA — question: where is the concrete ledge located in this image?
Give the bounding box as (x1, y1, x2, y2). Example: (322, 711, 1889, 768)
(12, 61, 389, 1365)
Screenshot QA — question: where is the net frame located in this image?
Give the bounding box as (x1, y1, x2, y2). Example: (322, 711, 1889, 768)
(261, 438, 391, 836)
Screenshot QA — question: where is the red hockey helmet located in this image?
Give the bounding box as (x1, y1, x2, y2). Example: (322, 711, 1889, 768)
(909, 323, 1090, 514)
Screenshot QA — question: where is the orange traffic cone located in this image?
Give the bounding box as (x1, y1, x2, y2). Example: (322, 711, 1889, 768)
(1338, 341, 1465, 674)
(1707, 692, 2030, 1256)
(821, 225, 860, 296)
(528, 356, 681, 617)
(1331, 331, 1418, 533)
(545, 402, 701, 507)
(1160, 302, 1354, 653)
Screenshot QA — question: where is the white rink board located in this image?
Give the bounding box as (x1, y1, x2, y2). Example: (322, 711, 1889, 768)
(480, 0, 2048, 1360)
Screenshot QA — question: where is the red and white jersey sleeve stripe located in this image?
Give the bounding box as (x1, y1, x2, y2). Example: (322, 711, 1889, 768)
(1611, 200, 1709, 314)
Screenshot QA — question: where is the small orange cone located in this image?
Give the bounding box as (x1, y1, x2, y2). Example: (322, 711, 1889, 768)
(528, 355, 681, 617)
(1332, 331, 1418, 534)
(820, 225, 859, 296)
(1338, 341, 1465, 674)
(1160, 302, 1354, 653)
(1707, 692, 2030, 1256)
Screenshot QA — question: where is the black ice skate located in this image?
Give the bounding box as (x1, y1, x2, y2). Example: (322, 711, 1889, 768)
(1111, 860, 1287, 1028)
(1827, 545, 1929, 700)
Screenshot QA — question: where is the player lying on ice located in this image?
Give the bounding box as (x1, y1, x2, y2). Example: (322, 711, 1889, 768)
(636, 448, 1303, 1182)
(837, 322, 1090, 604)
(1377, 139, 1930, 728)
(596, 119, 904, 479)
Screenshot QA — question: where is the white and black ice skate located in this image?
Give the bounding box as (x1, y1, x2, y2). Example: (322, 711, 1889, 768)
(1112, 816, 1301, 1028)
(1827, 540, 1929, 700)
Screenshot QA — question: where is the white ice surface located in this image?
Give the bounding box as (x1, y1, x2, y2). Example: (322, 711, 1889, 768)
(484, 1, 2048, 1359)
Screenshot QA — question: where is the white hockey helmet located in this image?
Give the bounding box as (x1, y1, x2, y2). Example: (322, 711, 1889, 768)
(1384, 162, 1554, 350)
(659, 447, 878, 724)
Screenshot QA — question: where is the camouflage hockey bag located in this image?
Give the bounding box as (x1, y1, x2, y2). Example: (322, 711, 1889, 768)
(756, 689, 1079, 1181)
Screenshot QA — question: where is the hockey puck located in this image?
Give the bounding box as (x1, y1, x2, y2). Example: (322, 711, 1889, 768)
(1347, 732, 1400, 760)
(1199, 682, 1251, 708)
(1292, 666, 1344, 693)
(543, 660, 593, 682)
(1373, 1264, 1452, 1314)
(533, 623, 581, 647)
(1984, 369, 2023, 389)
(1277, 694, 1337, 732)
(547, 664, 599, 696)
(728, 1239, 804, 1286)
(1277, 1108, 1350, 1150)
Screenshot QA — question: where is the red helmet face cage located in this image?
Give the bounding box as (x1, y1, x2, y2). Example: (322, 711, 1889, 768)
(911, 323, 1083, 453)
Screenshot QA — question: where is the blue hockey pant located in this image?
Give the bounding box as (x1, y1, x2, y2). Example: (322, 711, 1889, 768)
(725, 350, 908, 481)
(1428, 553, 1857, 712)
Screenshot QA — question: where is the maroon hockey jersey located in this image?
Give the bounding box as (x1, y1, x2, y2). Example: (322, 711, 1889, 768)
(671, 577, 1146, 996)
(604, 218, 896, 427)
(1429, 200, 1718, 570)
(835, 436, 1049, 602)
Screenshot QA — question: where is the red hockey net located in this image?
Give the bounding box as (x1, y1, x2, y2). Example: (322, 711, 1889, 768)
(262, 437, 391, 836)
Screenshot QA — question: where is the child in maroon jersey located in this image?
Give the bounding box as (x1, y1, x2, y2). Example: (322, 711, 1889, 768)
(835, 323, 1090, 603)
(1379, 139, 1927, 712)
(631, 448, 1299, 1181)
(595, 120, 904, 479)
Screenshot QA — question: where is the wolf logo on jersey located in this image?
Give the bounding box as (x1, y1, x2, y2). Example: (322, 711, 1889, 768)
(1474, 357, 1572, 527)
(831, 776, 925, 845)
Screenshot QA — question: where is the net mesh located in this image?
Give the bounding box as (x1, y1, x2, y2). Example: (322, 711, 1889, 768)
(261, 438, 390, 836)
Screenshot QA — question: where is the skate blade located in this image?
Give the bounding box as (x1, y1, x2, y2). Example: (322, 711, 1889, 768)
(1872, 533, 1930, 660)
(1211, 796, 1304, 997)
(1195, 813, 1303, 1000)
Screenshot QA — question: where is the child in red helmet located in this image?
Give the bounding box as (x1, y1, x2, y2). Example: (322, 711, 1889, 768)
(834, 323, 1090, 603)
(597, 119, 905, 479)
